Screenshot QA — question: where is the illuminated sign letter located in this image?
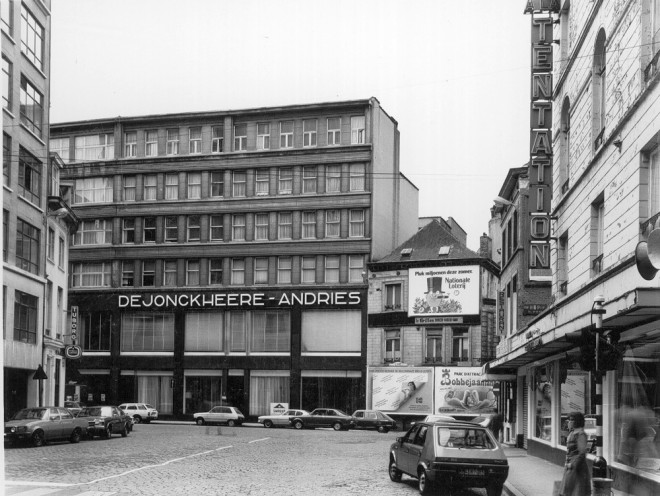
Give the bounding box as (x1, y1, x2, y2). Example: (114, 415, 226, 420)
(530, 243, 551, 269)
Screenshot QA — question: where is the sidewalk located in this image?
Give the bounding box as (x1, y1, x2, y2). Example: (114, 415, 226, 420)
(503, 446, 629, 496)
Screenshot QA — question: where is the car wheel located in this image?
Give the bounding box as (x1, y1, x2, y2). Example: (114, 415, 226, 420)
(332, 422, 342, 431)
(227, 419, 236, 427)
(31, 430, 45, 447)
(121, 423, 129, 437)
(102, 426, 112, 439)
(389, 459, 402, 482)
(378, 426, 388, 433)
(418, 468, 433, 495)
(70, 428, 82, 444)
(293, 420, 303, 430)
(264, 420, 273, 428)
(196, 418, 205, 426)
(486, 483, 503, 496)
(133, 415, 142, 424)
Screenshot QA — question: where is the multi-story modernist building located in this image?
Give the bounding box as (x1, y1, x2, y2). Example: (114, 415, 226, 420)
(50, 98, 418, 419)
(488, 2, 660, 494)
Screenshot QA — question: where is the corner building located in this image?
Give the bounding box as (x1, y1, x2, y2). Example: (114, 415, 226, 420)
(50, 98, 418, 419)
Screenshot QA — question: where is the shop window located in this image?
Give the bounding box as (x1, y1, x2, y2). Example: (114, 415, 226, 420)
(251, 311, 290, 352)
(250, 374, 290, 416)
(185, 376, 223, 415)
(185, 312, 224, 352)
(559, 364, 593, 447)
(81, 311, 112, 351)
(301, 310, 361, 353)
(533, 366, 553, 441)
(120, 313, 174, 352)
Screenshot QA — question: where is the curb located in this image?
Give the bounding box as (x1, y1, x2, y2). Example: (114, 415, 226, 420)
(503, 481, 525, 496)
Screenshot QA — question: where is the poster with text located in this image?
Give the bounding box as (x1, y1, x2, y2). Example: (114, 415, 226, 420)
(408, 266, 480, 316)
(371, 368, 434, 414)
(434, 367, 497, 415)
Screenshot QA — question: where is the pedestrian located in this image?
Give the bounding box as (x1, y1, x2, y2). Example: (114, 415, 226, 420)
(490, 412, 504, 443)
(558, 412, 592, 496)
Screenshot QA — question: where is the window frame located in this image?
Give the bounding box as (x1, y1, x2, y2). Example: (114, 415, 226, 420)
(278, 168, 293, 195)
(210, 214, 224, 242)
(279, 121, 293, 148)
(351, 116, 365, 144)
(124, 131, 137, 158)
(143, 217, 156, 243)
(254, 257, 269, 285)
(302, 211, 316, 239)
(234, 123, 247, 151)
(209, 258, 223, 285)
(257, 123, 270, 150)
(325, 210, 340, 238)
(212, 125, 224, 153)
(327, 117, 341, 145)
(189, 127, 202, 154)
(145, 130, 158, 157)
(15, 218, 40, 274)
(187, 215, 201, 242)
(254, 213, 269, 241)
(255, 169, 270, 196)
(166, 128, 180, 155)
(277, 256, 292, 284)
(18, 147, 41, 205)
(186, 260, 200, 286)
(143, 174, 157, 201)
(164, 216, 178, 243)
(324, 255, 340, 283)
(303, 119, 317, 147)
(20, 5, 44, 70)
(187, 172, 201, 199)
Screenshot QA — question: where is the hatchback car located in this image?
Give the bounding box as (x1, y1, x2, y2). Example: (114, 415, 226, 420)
(118, 403, 158, 424)
(79, 405, 132, 439)
(352, 409, 397, 433)
(290, 408, 355, 431)
(389, 419, 508, 496)
(258, 409, 310, 428)
(193, 406, 244, 426)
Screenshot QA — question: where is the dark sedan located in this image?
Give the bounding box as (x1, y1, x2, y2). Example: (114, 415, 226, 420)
(290, 408, 355, 431)
(352, 409, 397, 433)
(78, 406, 132, 439)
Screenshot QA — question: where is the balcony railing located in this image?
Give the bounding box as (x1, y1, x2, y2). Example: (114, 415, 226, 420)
(383, 304, 402, 311)
(383, 357, 401, 364)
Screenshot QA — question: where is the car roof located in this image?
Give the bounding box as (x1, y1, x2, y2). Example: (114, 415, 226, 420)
(425, 420, 484, 428)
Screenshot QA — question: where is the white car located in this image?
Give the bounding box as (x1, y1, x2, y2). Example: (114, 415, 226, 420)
(193, 406, 245, 426)
(118, 403, 158, 424)
(258, 409, 310, 428)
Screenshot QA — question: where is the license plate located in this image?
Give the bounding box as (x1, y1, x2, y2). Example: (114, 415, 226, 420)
(459, 468, 484, 477)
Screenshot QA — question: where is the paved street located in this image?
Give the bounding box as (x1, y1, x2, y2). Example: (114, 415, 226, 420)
(4, 422, 489, 496)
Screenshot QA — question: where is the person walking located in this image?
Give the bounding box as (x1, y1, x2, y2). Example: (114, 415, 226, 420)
(558, 412, 592, 496)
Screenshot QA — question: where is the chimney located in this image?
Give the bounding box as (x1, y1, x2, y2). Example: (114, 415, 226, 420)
(479, 233, 492, 258)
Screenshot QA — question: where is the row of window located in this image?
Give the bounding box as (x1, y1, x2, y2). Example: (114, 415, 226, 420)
(71, 255, 366, 288)
(2, 59, 45, 138)
(384, 327, 470, 364)
(1, 2, 45, 70)
(50, 116, 366, 163)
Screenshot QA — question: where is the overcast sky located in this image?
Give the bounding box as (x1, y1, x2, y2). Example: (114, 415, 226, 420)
(50, 0, 531, 251)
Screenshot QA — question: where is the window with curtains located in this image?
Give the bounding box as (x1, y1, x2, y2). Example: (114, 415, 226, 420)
(166, 129, 179, 155)
(121, 313, 175, 352)
(74, 134, 114, 161)
(278, 257, 292, 284)
(14, 290, 38, 344)
(303, 166, 317, 194)
(58, 237, 65, 268)
(232, 214, 246, 241)
(142, 261, 155, 287)
(647, 148, 659, 219)
(165, 173, 178, 199)
(325, 255, 339, 283)
(186, 260, 200, 286)
(47, 228, 54, 260)
(231, 258, 245, 285)
(18, 147, 41, 205)
(145, 130, 158, 157)
(349, 164, 365, 191)
(122, 218, 135, 244)
(257, 123, 270, 150)
(56, 287, 63, 339)
(123, 175, 136, 201)
(278, 168, 292, 194)
(15, 218, 40, 274)
(301, 309, 361, 352)
(185, 312, 224, 351)
(255, 169, 269, 196)
(2, 57, 11, 112)
(187, 215, 201, 241)
(327, 117, 341, 145)
(278, 212, 292, 239)
(254, 257, 268, 284)
(163, 260, 177, 287)
(249, 375, 290, 416)
(303, 119, 317, 147)
(234, 123, 247, 151)
(232, 171, 246, 197)
(452, 327, 469, 361)
(4, 133, 11, 187)
(124, 131, 137, 157)
(164, 216, 178, 243)
(301, 256, 316, 283)
(122, 261, 134, 287)
(426, 329, 442, 362)
(302, 211, 316, 239)
(73, 220, 110, 246)
(211, 171, 224, 197)
(3, 210, 8, 262)
(143, 174, 157, 200)
(71, 262, 111, 288)
(254, 213, 269, 240)
(280, 121, 293, 148)
(229, 311, 246, 351)
(137, 376, 173, 415)
(385, 330, 401, 362)
(20, 5, 44, 69)
(74, 177, 113, 204)
(325, 210, 340, 237)
(348, 255, 364, 282)
(350, 116, 365, 144)
(385, 283, 402, 310)
(49, 160, 60, 196)
(326, 165, 341, 193)
(212, 125, 224, 153)
(209, 259, 223, 285)
(143, 217, 156, 243)
(81, 311, 112, 351)
(187, 172, 201, 199)
(349, 209, 365, 237)
(20, 75, 43, 137)
(210, 215, 223, 241)
(189, 127, 202, 154)
(251, 311, 290, 352)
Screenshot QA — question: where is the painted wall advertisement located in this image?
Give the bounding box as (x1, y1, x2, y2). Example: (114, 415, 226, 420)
(408, 266, 480, 317)
(371, 368, 434, 414)
(435, 367, 497, 415)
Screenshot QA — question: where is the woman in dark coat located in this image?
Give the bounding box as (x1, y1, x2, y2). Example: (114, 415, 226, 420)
(559, 412, 592, 496)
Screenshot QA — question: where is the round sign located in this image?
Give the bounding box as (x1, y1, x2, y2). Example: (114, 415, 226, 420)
(65, 345, 83, 360)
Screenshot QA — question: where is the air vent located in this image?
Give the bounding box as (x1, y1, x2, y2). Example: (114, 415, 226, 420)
(438, 246, 451, 256)
(401, 248, 413, 256)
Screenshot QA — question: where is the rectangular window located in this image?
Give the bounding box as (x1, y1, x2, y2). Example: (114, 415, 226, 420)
(302, 166, 317, 194)
(255, 169, 269, 196)
(74, 134, 114, 161)
(145, 130, 158, 157)
(350, 116, 365, 144)
(49, 137, 70, 164)
(18, 147, 41, 205)
(212, 125, 224, 153)
(349, 164, 365, 191)
(143, 174, 157, 200)
(251, 311, 290, 352)
(120, 313, 175, 352)
(185, 313, 224, 351)
(254, 213, 269, 240)
(648, 148, 659, 218)
(302, 211, 316, 239)
(209, 259, 223, 285)
(3, 210, 7, 262)
(2, 56, 11, 110)
(231, 258, 245, 285)
(74, 177, 113, 204)
(325, 255, 340, 283)
(349, 209, 365, 237)
(210, 215, 223, 241)
(47, 227, 54, 260)
(123, 218, 135, 244)
(303, 119, 317, 147)
(254, 257, 269, 284)
(301, 310, 361, 352)
(452, 328, 469, 361)
(14, 290, 38, 344)
(45, 282, 52, 336)
(71, 263, 111, 288)
(165, 216, 178, 243)
(426, 330, 442, 362)
(234, 123, 247, 151)
(163, 260, 177, 286)
(229, 311, 246, 351)
(232, 214, 246, 241)
(325, 210, 340, 238)
(124, 131, 137, 157)
(123, 175, 136, 201)
(385, 283, 402, 310)
(278, 212, 292, 239)
(591, 197, 605, 274)
(348, 255, 363, 282)
(187, 215, 201, 241)
(20, 5, 44, 69)
(166, 129, 179, 155)
(56, 287, 63, 339)
(211, 171, 224, 197)
(280, 121, 293, 148)
(1, 0, 13, 36)
(189, 127, 202, 154)
(164, 173, 178, 200)
(385, 330, 401, 362)
(278, 257, 292, 284)
(142, 261, 155, 287)
(301, 256, 316, 283)
(143, 217, 156, 243)
(49, 160, 59, 197)
(122, 261, 134, 287)
(257, 123, 270, 150)
(187, 172, 201, 199)
(58, 237, 65, 268)
(15, 218, 40, 274)
(3, 133, 9, 186)
(232, 171, 246, 197)
(278, 168, 293, 194)
(81, 312, 112, 351)
(327, 117, 341, 145)
(186, 260, 200, 286)
(326, 165, 341, 193)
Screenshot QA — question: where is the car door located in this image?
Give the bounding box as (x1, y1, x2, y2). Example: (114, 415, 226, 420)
(46, 408, 61, 440)
(58, 408, 77, 439)
(309, 409, 326, 427)
(274, 410, 293, 425)
(353, 410, 365, 428)
(364, 411, 378, 429)
(109, 407, 122, 433)
(398, 424, 422, 475)
(408, 425, 429, 473)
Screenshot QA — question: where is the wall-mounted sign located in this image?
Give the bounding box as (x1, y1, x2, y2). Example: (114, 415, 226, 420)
(371, 367, 434, 414)
(408, 266, 480, 317)
(435, 367, 497, 415)
(415, 317, 463, 325)
(70, 305, 78, 344)
(64, 345, 82, 360)
(522, 304, 547, 316)
(270, 403, 288, 415)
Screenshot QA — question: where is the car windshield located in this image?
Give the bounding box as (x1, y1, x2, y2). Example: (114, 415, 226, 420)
(12, 408, 47, 420)
(82, 407, 103, 416)
(333, 410, 347, 416)
(234, 409, 243, 416)
(145, 404, 155, 409)
(379, 412, 395, 421)
(436, 427, 495, 449)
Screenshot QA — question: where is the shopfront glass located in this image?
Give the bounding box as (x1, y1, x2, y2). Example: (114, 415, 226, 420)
(301, 375, 361, 414)
(185, 376, 222, 414)
(533, 365, 553, 441)
(137, 375, 173, 415)
(249, 373, 289, 416)
(559, 367, 592, 447)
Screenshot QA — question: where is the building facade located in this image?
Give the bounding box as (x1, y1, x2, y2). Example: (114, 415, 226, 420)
(489, 2, 660, 494)
(50, 98, 418, 419)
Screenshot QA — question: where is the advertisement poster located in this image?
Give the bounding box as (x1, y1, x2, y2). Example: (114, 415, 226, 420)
(435, 367, 497, 415)
(560, 371, 587, 414)
(371, 368, 433, 414)
(408, 266, 480, 316)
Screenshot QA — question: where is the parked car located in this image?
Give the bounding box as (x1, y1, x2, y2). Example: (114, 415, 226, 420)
(4, 407, 89, 447)
(78, 405, 132, 439)
(258, 409, 310, 428)
(290, 408, 355, 431)
(351, 409, 397, 433)
(118, 403, 158, 424)
(64, 401, 84, 415)
(389, 419, 509, 496)
(193, 406, 244, 426)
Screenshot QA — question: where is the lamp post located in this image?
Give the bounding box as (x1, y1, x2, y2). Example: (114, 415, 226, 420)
(591, 296, 608, 479)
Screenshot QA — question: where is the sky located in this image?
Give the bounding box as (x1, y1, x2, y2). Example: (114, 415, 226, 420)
(50, 0, 532, 251)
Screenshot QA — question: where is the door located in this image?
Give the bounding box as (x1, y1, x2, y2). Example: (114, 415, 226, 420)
(58, 408, 75, 439)
(408, 425, 429, 472)
(353, 410, 366, 428)
(399, 425, 421, 474)
(46, 408, 62, 440)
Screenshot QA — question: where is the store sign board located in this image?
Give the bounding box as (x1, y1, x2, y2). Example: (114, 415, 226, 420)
(407, 266, 480, 317)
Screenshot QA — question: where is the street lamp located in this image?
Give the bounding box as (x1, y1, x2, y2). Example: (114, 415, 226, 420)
(590, 295, 608, 480)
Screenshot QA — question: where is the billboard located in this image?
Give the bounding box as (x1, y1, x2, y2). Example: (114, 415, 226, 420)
(371, 368, 434, 415)
(408, 266, 480, 316)
(434, 367, 497, 415)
